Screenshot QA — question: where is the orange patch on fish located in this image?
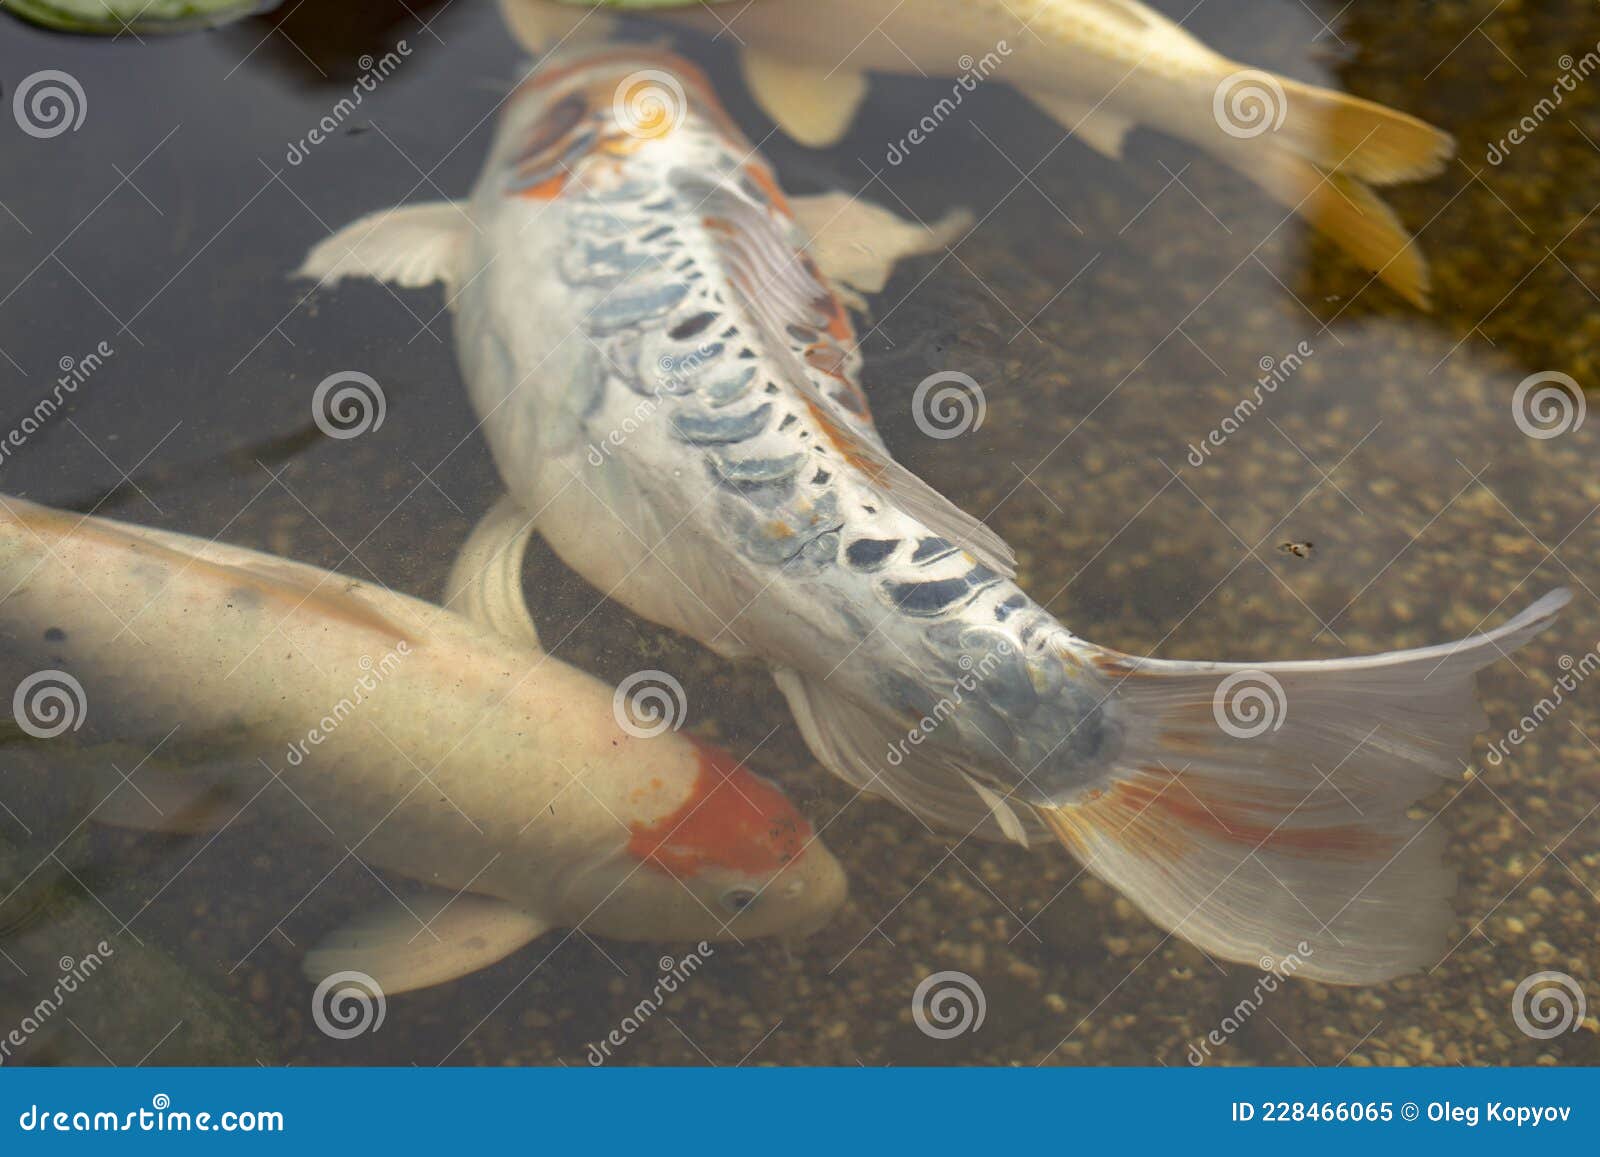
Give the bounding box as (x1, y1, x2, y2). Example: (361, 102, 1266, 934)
(803, 400, 885, 482)
(742, 161, 793, 216)
(1108, 777, 1387, 858)
(627, 741, 811, 878)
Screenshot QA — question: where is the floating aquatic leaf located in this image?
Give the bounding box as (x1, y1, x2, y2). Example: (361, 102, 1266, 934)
(2, 0, 271, 34)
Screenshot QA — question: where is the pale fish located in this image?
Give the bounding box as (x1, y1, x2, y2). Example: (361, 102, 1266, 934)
(505, 0, 1455, 308)
(0, 494, 846, 994)
(299, 47, 1566, 984)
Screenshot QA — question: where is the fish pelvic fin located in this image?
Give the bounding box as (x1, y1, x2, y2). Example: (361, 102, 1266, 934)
(1040, 589, 1569, 985)
(305, 893, 550, 996)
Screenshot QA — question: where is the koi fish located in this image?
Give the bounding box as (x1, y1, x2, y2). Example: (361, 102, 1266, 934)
(504, 0, 1454, 308)
(299, 47, 1566, 984)
(0, 494, 846, 994)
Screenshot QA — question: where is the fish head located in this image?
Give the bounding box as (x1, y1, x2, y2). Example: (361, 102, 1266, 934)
(495, 45, 746, 200)
(573, 740, 847, 943)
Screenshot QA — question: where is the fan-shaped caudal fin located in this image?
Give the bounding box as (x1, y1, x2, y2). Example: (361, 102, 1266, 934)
(1040, 589, 1569, 985)
(1270, 76, 1455, 187)
(1243, 150, 1435, 309)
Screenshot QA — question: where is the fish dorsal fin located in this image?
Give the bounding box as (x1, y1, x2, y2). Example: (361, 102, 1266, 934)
(682, 175, 1017, 579)
(35, 503, 423, 645)
(297, 201, 469, 296)
(739, 48, 868, 147)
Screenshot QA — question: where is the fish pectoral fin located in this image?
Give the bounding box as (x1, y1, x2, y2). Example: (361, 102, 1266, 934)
(296, 201, 469, 296)
(304, 893, 551, 996)
(445, 493, 542, 650)
(789, 192, 972, 302)
(739, 49, 868, 148)
(772, 668, 1045, 846)
(1027, 94, 1135, 162)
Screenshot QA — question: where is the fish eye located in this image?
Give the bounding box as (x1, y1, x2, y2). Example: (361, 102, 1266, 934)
(720, 887, 758, 913)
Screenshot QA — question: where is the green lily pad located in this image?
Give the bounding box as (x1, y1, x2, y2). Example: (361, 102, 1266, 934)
(2, 0, 270, 35)
(554, 1, 737, 8)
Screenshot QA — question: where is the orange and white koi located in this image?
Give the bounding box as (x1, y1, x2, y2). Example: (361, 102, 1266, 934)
(0, 494, 846, 994)
(300, 47, 1565, 985)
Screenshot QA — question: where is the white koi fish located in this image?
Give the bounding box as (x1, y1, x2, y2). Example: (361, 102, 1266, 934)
(0, 495, 846, 994)
(504, 0, 1454, 308)
(300, 47, 1566, 984)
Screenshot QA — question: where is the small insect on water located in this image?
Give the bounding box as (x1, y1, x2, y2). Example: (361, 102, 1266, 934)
(1278, 541, 1315, 559)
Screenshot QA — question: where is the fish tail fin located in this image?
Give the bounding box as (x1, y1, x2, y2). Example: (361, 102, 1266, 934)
(1207, 72, 1453, 308)
(1239, 148, 1436, 309)
(1042, 589, 1569, 985)
(1269, 77, 1455, 186)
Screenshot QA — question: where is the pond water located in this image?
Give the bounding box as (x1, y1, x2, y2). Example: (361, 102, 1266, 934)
(0, 0, 1595, 1067)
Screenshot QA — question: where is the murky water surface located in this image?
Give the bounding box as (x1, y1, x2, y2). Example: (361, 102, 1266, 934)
(0, 1, 1596, 1066)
